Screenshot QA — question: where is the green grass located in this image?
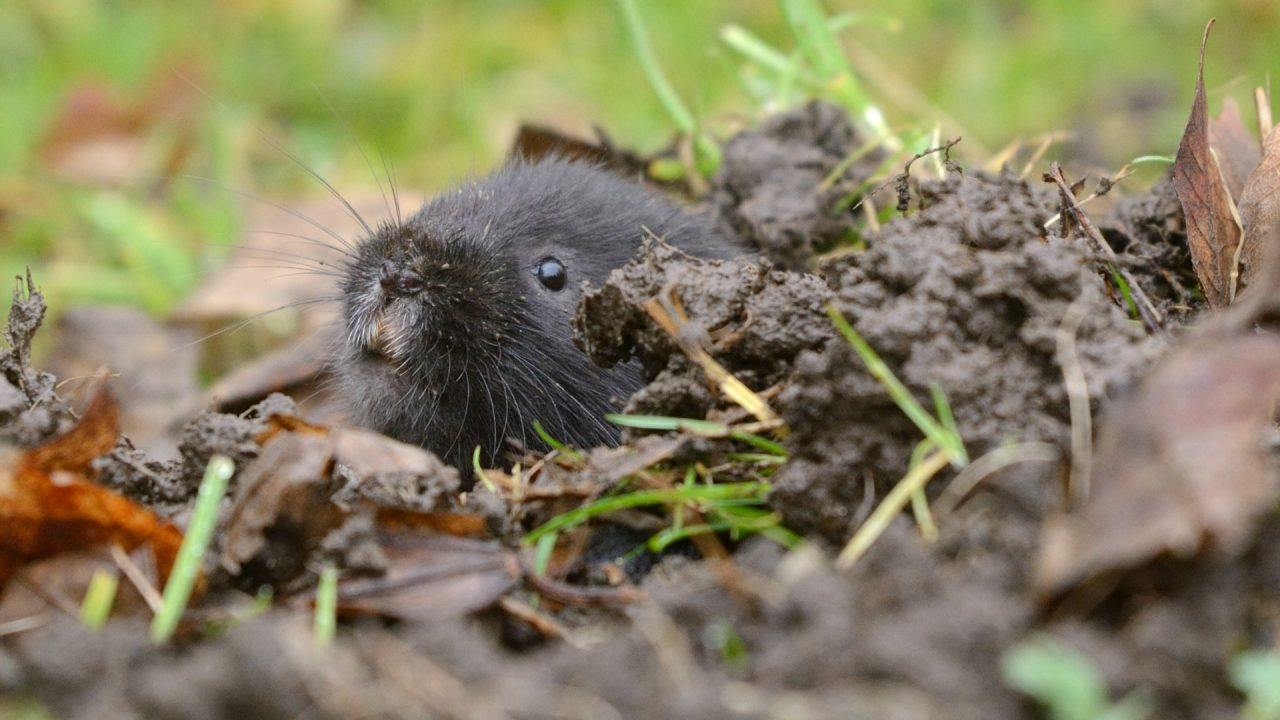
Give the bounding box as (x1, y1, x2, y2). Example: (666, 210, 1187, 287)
(524, 481, 772, 545)
(1003, 635, 1151, 720)
(78, 569, 119, 631)
(3, 1, 1277, 326)
(151, 453, 234, 643)
(827, 303, 968, 466)
(1231, 650, 1280, 720)
(0, 698, 55, 720)
(313, 565, 338, 650)
(518, 413, 799, 559)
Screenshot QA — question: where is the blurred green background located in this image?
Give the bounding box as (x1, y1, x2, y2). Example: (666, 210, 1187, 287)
(1, 0, 1277, 321)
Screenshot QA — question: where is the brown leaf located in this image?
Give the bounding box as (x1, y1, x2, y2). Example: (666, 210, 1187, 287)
(39, 69, 201, 184)
(1035, 333, 1280, 598)
(510, 124, 649, 178)
(331, 426, 458, 485)
(334, 534, 518, 622)
(220, 432, 346, 582)
(25, 381, 119, 474)
(0, 385, 183, 591)
(1208, 97, 1262, 200)
(1236, 122, 1280, 294)
(373, 507, 490, 538)
(0, 550, 156, 623)
(512, 124, 616, 165)
(1171, 19, 1241, 308)
(205, 334, 329, 416)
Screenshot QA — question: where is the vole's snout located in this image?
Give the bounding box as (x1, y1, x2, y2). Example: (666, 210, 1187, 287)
(379, 260, 424, 298)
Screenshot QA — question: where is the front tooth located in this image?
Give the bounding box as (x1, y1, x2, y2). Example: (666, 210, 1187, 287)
(368, 314, 390, 357)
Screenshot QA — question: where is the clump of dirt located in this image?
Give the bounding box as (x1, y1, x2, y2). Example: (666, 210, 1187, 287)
(90, 393, 297, 514)
(773, 170, 1164, 542)
(1043, 537, 1276, 719)
(574, 240, 833, 419)
(708, 100, 879, 269)
(1100, 174, 1198, 321)
(0, 274, 74, 447)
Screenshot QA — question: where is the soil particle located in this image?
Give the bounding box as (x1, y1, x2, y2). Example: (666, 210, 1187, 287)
(708, 100, 879, 268)
(133, 614, 339, 720)
(772, 170, 1164, 542)
(92, 441, 186, 508)
(574, 240, 833, 419)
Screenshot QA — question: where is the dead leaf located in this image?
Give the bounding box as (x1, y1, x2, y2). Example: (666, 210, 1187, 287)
(1171, 19, 1242, 308)
(205, 333, 329, 417)
(256, 414, 462, 507)
(0, 384, 183, 592)
(223, 413, 638, 621)
(1209, 97, 1262, 200)
(39, 68, 201, 184)
(1236, 123, 1280, 294)
(373, 507, 489, 538)
(222, 411, 502, 607)
(582, 436, 684, 485)
(330, 425, 459, 488)
(510, 124, 650, 179)
(220, 432, 346, 582)
(25, 380, 118, 473)
(1035, 333, 1280, 598)
(0, 550, 156, 623)
(333, 534, 518, 622)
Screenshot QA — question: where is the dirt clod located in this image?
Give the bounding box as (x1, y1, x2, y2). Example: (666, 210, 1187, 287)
(709, 100, 878, 268)
(1, 274, 74, 447)
(575, 240, 832, 419)
(773, 170, 1163, 542)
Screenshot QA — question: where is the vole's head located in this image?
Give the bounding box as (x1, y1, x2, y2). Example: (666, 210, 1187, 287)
(336, 158, 713, 474)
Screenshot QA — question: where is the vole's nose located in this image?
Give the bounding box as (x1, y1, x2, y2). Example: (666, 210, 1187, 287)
(379, 260, 424, 297)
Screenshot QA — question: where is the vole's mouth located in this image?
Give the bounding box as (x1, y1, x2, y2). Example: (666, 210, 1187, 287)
(360, 314, 396, 364)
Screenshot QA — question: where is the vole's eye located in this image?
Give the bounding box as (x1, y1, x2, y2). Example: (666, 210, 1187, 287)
(534, 257, 566, 291)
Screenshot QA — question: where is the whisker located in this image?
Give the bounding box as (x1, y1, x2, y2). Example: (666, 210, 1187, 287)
(181, 175, 357, 255)
(230, 267, 346, 281)
(312, 82, 396, 228)
(170, 297, 339, 352)
(244, 230, 358, 264)
(222, 245, 348, 272)
(176, 72, 376, 239)
(381, 152, 403, 224)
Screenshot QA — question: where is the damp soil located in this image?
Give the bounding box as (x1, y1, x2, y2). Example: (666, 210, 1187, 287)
(5, 100, 1276, 720)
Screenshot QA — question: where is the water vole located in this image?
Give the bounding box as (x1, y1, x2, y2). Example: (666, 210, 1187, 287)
(334, 158, 737, 476)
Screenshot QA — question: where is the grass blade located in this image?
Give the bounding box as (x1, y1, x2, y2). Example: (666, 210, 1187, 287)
(524, 483, 768, 545)
(607, 413, 730, 435)
(827, 303, 966, 466)
(79, 570, 119, 631)
(151, 454, 234, 643)
(313, 565, 337, 650)
(837, 449, 950, 568)
(617, 0, 695, 133)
